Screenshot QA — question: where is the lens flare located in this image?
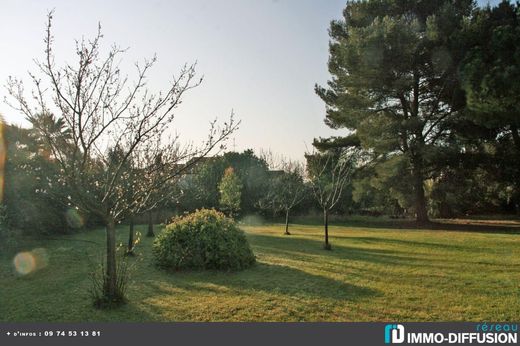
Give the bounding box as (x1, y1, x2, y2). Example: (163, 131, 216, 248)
(13, 252, 36, 275)
(13, 248, 49, 275)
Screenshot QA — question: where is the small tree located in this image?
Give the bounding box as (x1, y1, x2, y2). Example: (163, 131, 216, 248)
(6, 12, 237, 304)
(218, 167, 242, 217)
(259, 158, 306, 235)
(306, 149, 357, 250)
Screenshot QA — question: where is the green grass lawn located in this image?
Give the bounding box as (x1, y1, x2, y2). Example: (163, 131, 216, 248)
(1, 221, 519, 321)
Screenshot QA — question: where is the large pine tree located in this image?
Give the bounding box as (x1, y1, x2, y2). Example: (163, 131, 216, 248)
(315, 0, 474, 223)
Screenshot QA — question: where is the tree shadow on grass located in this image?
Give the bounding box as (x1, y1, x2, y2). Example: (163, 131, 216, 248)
(255, 245, 418, 268)
(400, 221, 519, 234)
(343, 236, 476, 252)
(423, 221, 520, 234)
(247, 233, 421, 266)
(145, 261, 377, 302)
(294, 218, 520, 235)
(246, 233, 519, 272)
(256, 233, 520, 279)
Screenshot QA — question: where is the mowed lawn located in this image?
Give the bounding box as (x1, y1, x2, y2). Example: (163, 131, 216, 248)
(1, 221, 519, 321)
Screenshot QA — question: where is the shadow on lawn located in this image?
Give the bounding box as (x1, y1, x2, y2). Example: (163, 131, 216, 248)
(292, 218, 520, 235)
(421, 221, 520, 234)
(247, 233, 520, 273)
(344, 236, 476, 252)
(247, 233, 419, 266)
(144, 260, 377, 302)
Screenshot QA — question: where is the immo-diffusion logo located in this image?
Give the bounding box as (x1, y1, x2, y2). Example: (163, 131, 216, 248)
(385, 324, 405, 344)
(384, 323, 518, 344)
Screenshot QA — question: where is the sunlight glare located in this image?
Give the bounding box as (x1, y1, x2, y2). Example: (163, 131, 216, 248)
(13, 248, 49, 275)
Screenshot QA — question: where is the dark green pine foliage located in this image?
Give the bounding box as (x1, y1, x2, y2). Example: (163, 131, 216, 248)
(460, 0, 520, 213)
(315, 0, 474, 223)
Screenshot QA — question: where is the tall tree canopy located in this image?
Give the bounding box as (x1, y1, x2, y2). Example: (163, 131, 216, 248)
(461, 0, 520, 213)
(315, 0, 474, 223)
(218, 167, 243, 217)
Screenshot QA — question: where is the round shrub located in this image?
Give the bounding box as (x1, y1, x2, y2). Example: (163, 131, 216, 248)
(152, 209, 255, 271)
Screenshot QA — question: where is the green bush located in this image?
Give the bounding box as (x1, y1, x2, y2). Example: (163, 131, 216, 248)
(153, 209, 255, 270)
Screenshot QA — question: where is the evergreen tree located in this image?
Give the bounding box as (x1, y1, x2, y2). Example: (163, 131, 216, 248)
(219, 167, 243, 217)
(315, 0, 474, 223)
(461, 0, 520, 213)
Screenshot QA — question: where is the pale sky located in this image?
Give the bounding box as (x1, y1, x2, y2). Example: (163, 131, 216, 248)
(0, 0, 502, 161)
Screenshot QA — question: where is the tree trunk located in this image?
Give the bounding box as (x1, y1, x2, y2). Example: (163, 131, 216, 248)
(411, 156, 429, 225)
(323, 208, 331, 250)
(105, 219, 117, 298)
(127, 217, 134, 254)
(414, 173, 429, 225)
(146, 211, 154, 237)
(409, 77, 429, 225)
(284, 209, 290, 235)
(510, 124, 520, 215)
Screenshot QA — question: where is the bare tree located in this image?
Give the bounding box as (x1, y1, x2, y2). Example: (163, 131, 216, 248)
(5, 11, 238, 303)
(125, 136, 205, 252)
(306, 149, 357, 250)
(259, 155, 306, 235)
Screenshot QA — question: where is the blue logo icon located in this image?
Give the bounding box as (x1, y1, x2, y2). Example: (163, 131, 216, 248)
(385, 324, 405, 344)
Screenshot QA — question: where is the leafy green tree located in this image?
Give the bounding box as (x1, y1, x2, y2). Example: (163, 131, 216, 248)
(460, 0, 520, 213)
(179, 150, 269, 214)
(315, 0, 474, 223)
(2, 120, 74, 235)
(185, 158, 226, 210)
(223, 150, 269, 213)
(426, 165, 506, 217)
(351, 155, 414, 216)
(219, 167, 243, 217)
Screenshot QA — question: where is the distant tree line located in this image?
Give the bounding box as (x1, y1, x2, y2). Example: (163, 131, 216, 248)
(1, 125, 519, 241)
